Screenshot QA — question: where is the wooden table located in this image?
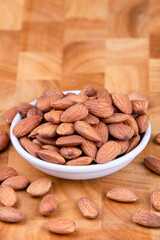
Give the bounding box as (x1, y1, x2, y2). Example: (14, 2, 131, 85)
(0, 0, 160, 239)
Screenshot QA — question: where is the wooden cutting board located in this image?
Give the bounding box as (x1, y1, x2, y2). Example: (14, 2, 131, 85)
(0, 0, 160, 239)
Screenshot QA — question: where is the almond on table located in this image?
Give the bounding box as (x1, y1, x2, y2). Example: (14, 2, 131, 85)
(1, 175, 30, 190)
(0, 206, 25, 223)
(27, 178, 52, 197)
(39, 194, 57, 216)
(0, 186, 18, 207)
(132, 211, 160, 228)
(5, 106, 18, 124)
(78, 197, 99, 219)
(106, 187, 138, 202)
(44, 219, 76, 234)
(151, 189, 160, 211)
(0, 130, 10, 151)
(144, 157, 160, 175)
(0, 167, 17, 182)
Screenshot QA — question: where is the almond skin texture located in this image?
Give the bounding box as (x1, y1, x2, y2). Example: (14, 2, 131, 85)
(0, 206, 25, 223)
(27, 108, 43, 118)
(128, 91, 148, 109)
(38, 150, 65, 165)
(133, 211, 160, 227)
(27, 178, 52, 197)
(28, 125, 42, 138)
(18, 102, 35, 118)
(108, 123, 134, 140)
(74, 121, 102, 142)
(78, 197, 99, 219)
(39, 194, 57, 216)
(45, 219, 76, 234)
(42, 145, 59, 153)
(0, 186, 17, 207)
(80, 85, 95, 96)
(82, 113, 99, 125)
(0, 130, 10, 151)
(96, 88, 112, 104)
(151, 189, 160, 211)
(13, 116, 42, 138)
(36, 135, 57, 146)
(43, 89, 64, 98)
(155, 133, 160, 144)
(60, 147, 82, 159)
(136, 114, 149, 134)
(102, 113, 129, 124)
(112, 93, 132, 114)
(24, 141, 41, 157)
(56, 135, 84, 147)
(96, 141, 121, 164)
(81, 139, 97, 159)
(56, 123, 75, 136)
(65, 94, 88, 103)
(144, 157, 160, 175)
(19, 136, 31, 148)
(65, 156, 93, 166)
(124, 115, 139, 136)
(1, 176, 30, 190)
(60, 103, 88, 123)
(106, 187, 138, 202)
(5, 106, 18, 124)
(0, 167, 17, 182)
(32, 139, 43, 147)
(93, 122, 108, 147)
(116, 140, 129, 155)
(36, 96, 52, 112)
(44, 110, 63, 124)
(51, 98, 74, 110)
(132, 100, 146, 115)
(126, 135, 140, 153)
(37, 123, 58, 138)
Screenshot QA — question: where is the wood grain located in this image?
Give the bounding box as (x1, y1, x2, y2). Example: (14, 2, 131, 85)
(0, 0, 160, 239)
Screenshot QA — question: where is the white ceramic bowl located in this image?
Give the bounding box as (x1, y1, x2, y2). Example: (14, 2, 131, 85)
(10, 90, 151, 180)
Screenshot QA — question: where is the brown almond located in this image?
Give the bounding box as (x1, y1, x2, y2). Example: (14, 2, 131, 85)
(80, 85, 95, 96)
(96, 88, 112, 104)
(133, 211, 160, 227)
(51, 98, 73, 110)
(66, 156, 93, 166)
(56, 135, 84, 147)
(1, 176, 30, 190)
(5, 106, 18, 124)
(24, 141, 41, 157)
(82, 113, 99, 125)
(81, 139, 97, 159)
(0, 186, 17, 207)
(78, 197, 99, 219)
(108, 123, 134, 140)
(65, 94, 88, 103)
(28, 124, 42, 138)
(42, 145, 59, 153)
(0, 130, 10, 151)
(27, 178, 52, 197)
(102, 113, 129, 124)
(19, 136, 31, 148)
(74, 121, 102, 142)
(144, 157, 160, 175)
(13, 116, 42, 138)
(38, 150, 65, 165)
(136, 114, 149, 134)
(37, 123, 58, 138)
(115, 140, 129, 155)
(60, 147, 82, 159)
(128, 91, 148, 109)
(132, 100, 146, 115)
(39, 194, 57, 216)
(32, 139, 43, 147)
(36, 96, 57, 112)
(18, 102, 35, 118)
(151, 189, 160, 211)
(0, 167, 17, 182)
(126, 135, 140, 153)
(27, 108, 43, 118)
(93, 122, 108, 147)
(112, 93, 132, 114)
(0, 206, 25, 223)
(42, 89, 64, 98)
(124, 115, 139, 136)
(45, 219, 76, 234)
(56, 123, 75, 135)
(106, 187, 138, 202)
(36, 135, 57, 146)
(96, 141, 121, 164)
(155, 133, 160, 144)
(44, 110, 63, 124)
(65, 92, 76, 97)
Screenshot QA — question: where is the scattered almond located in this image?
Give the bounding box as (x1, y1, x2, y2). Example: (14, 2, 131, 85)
(45, 219, 76, 234)
(39, 194, 57, 216)
(155, 133, 160, 144)
(5, 106, 18, 124)
(0, 186, 17, 207)
(133, 211, 160, 227)
(0, 206, 25, 223)
(27, 178, 52, 197)
(144, 157, 160, 175)
(151, 189, 160, 211)
(106, 187, 138, 202)
(0, 167, 17, 182)
(78, 197, 99, 219)
(0, 130, 10, 151)
(1, 176, 30, 190)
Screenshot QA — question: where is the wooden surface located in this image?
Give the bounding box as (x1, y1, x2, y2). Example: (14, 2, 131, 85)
(0, 0, 160, 239)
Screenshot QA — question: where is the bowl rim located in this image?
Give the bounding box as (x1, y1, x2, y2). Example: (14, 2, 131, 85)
(10, 90, 151, 173)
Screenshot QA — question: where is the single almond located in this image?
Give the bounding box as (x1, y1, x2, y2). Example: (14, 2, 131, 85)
(65, 156, 93, 166)
(44, 110, 63, 124)
(96, 141, 121, 164)
(65, 94, 88, 103)
(151, 189, 160, 211)
(27, 108, 43, 118)
(93, 122, 108, 147)
(80, 85, 95, 96)
(78, 197, 99, 219)
(112, 93, 132, 114)
(144, 157, 160, 175)
(128, 91, 148, 109)
(56, 123, 75, 135)
(60, 147, 82, 159)
(81, 139, 97, 159)
(42, 89, 64, 98)
(82, 113, 99, 125)
(74, 121, 102, 142)
(5, 106, 18, 124)
(1, 176, 30, 190)
(38, 149, 65, 164)
(36, 96, 52, 112)
(133, 211, 160, 227)
(108, 123, 134, 140)
(96, 88, 112, 104)
(0, 167, 17, 182)
(45, 219, 76, 234)
(32, 138, 43, 147)
(155, 133, 160, 144)
(102, 113, 129, 124)
(0, 130, 10, 151)
(56, 135, 84, 147)
(13, 116, 42, 138)
(51, 98, 74, 110)
(39, 194, 57, 216)
(19, 136, 31, 148)
(115, 140, 129, 155)
(136, 114, 149, 134)
(42, 145, 59, 153)
(24, 141, 41, 157)
(106, 187, 138, 202)
(132, 100, 146, 115)
(28, 124, 42, 138)
(126, 135, 140, 153)
(27, 178, 52, 197)
(0, 186, 17, 207)
(36, 135, 57, 146)
(0, 206, 25, 223)
(18, 102, 35, 118)
(37, 123, 58, 138)
(124, 115, 139, 136)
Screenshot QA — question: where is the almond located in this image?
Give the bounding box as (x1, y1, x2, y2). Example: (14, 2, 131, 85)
(0, 130, 9, 151)
(5, 106, 18, 124)
(60, 147, 82, 159)
(28, 124, 42, 138)
(132, 100, 146, 115)
(144, 157, 160, 175)
(36, 96, 52, 112)
(36, 135, 57, 146)
(84, 99, 114, 118)
(44, 110, 63, 124)
(155, 133, 160, 144)
(27, 108, 43, 118)
(82, 113, 99, 125)
(37, 123, 58, 138)
(96, 88, 112, 104)
(0, 167, 17, 182)
(136, 114, 149, 134)
(39, 194, 57, 216)
(19, 136, 31, 148)
(45, 219, 76, 234)
(65, 92, 76, 97)
(0, 186, 17, 207)
(1, 176, 30, 190)
(126, 135, 140, 153)
(132, 211, 160, 227)
(18, 102, 35, 118)
(56, 135, 84, 147)
(24, 141, 41, 157)
(112, 93, 132, 114)
(38, 149, 65, 164)
(65, 156, 93, 166)
(128, 91, 148, 109)
(56, 123, 75, 135)
(124, 115, 139, 136)
(93, 122, 108, 147)
(13, 116, 42, 138)
(96, 141, 121, 164)
(81, 139, 97, 159)
(80, 85, 95, 96)
(42, 89, 64, 98)
(78, 197, 99, 219)
(42, 145, 59, 153)
(27, 178, 52, 197)
(151, 189, 160, 211)
(65, 94, 88, 103)
(106, 187, 138, 202)
(0, 206, 25, 223)
(32, 138, 43, 147)
(101, 113, 129, 124)
(115, 140, 129, 155)
(51, 98, 73, 110)
(108, 123, 134, 140)
(74, 121, 102, 142)
(60, 104, 88, 123)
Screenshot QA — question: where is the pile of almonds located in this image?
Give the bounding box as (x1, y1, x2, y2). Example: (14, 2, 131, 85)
(11, 86, 151, 165)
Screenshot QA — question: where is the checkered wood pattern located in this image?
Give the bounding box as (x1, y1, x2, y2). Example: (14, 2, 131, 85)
(0, 0, 160, 239)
